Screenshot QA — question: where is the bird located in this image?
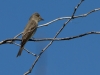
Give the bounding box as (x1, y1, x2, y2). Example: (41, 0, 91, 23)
(17, 13, 43, 57)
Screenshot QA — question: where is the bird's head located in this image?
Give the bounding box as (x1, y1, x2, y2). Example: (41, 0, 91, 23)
(30, 13, 44, 22)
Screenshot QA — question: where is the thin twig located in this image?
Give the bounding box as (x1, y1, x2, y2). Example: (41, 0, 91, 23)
(74, 8, 100, 18)
(38, 17, 71, 28)
(12, 42, 37, 57)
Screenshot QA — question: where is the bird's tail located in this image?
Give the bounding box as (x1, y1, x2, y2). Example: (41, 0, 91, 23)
(16, 38, 27, 57)
(16, 47, 24, 57)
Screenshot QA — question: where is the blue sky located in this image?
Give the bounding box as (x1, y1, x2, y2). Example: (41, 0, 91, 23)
(0, 0, 100, 75)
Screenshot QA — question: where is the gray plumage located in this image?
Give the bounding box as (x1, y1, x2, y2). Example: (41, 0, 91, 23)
(17, 13, 43, 57)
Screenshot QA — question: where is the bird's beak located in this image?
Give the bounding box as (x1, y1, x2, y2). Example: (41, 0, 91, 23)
(40, 17, 44, 21)
(41, 18, 44, 21)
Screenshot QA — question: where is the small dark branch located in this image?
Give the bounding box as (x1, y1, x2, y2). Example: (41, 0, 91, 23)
(66, 31, 100, 40)
(12, 42, 37, 57)
(74, 8, 100, 18)
(72, 0, 84, 17)
(0, 31, 100, 44)
(0, 38, 21, 45)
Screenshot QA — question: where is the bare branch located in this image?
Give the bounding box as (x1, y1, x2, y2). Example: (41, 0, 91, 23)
(38, 17, 71, 27)
(74, 8, 100, 18)
(12, 42, 37, 57)
(0, 31, 100, 44)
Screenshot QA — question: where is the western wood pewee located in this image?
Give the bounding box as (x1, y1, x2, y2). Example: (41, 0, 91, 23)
(17, 13, 43, 57)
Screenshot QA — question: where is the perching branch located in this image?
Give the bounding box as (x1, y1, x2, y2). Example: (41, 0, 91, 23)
(0, 31, 100, 44)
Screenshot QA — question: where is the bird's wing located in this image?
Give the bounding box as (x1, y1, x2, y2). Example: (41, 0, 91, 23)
(16, 20, 37, 57)
(22, 20, 37, 45)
